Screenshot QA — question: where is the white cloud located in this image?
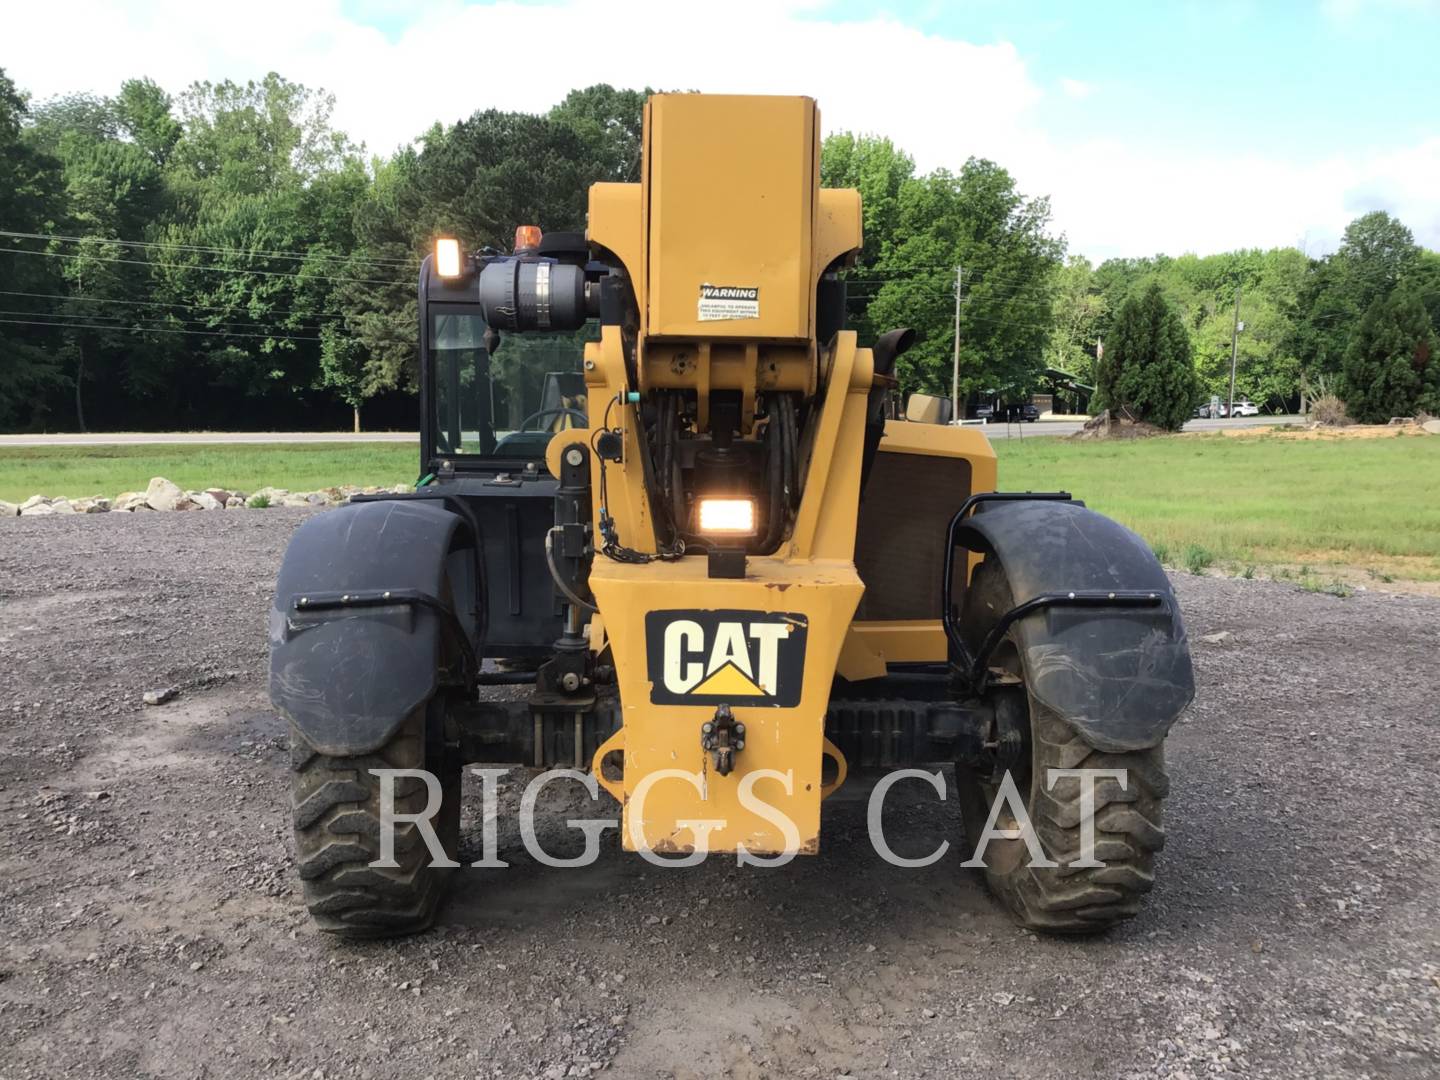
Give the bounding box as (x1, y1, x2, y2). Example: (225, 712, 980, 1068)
(1059, 78, 1094, 99)
(5, 0, 1437, 259)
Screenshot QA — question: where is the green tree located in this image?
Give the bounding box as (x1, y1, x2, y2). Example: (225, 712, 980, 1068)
(1334, 211, 1419, 311)
(318, 152, 423, 431)
(143, 73, 370, 422)
(548, 85, 648, 183)
(0, 68, 69, 430)
(1096, 283, 1198, 431)
(839, 154, 1061, 401)
(1044, 256, 1106, 383)
(820, 133, 914, 271)
(1340, 285, 1439, 423)
(115, 78, 181, 165)
(1291, 212, 1421, 380)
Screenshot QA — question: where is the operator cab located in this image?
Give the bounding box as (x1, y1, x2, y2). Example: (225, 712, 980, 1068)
(419, 230, 598, 477)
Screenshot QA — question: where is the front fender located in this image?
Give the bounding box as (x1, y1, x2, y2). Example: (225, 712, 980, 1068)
(269, 499, 471, 757)
(957, 501, 1194, 752)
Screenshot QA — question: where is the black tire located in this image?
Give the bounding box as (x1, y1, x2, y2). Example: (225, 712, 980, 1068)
(290, 697, 461, 939)
(957, 560, 1169, 933)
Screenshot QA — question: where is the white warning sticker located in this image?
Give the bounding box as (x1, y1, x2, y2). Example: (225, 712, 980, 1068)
(698, 284, 760, 321)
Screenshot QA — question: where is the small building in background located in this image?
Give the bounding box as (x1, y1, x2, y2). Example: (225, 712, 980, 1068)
(1037, 367, 1094, 415)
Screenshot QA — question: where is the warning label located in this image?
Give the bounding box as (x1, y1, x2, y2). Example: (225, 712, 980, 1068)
(698, 284, 760, 321)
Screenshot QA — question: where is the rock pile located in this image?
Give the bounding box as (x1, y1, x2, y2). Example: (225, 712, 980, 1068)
(1, 476, 412, 517)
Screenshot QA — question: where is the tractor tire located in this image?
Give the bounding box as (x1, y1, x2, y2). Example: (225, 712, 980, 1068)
(957, 559, 1169, 933)
(290, 697, 461, 939)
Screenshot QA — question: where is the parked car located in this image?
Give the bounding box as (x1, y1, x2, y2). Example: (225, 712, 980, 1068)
(1230, 399, 1260, 417)
(1004, 403, 1040, 422)
(968, 402, 995, 421)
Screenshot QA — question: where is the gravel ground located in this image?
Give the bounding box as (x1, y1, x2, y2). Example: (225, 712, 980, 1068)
(0, 510, 1437, 1080)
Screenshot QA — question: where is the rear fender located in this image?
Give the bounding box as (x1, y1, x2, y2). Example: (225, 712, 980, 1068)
(957, 501, 1194, 752)
(269, 499, 475, 757)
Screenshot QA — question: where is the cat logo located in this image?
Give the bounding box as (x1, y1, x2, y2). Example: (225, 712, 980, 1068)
(645, 610, 808, 707)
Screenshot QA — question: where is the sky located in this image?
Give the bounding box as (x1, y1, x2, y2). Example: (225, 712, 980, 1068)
(5, 0, 1439, 261)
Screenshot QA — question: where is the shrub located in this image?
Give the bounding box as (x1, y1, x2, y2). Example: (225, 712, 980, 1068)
(1300, 575, 1352, 598)
(1311, 394, 1352, 426)
(1183, 543, 1214, 575)
(247, 494, 271, 509)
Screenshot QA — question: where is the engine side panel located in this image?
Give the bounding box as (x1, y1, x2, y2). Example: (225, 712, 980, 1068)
(841, 421, 997, 676)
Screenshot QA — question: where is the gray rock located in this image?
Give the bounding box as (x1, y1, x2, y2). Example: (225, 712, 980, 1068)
(112, 493, 148, 512)
(224, 496, 246, 509)
(1200, 631, 1235, 645)
(51, 499, 77, 515)
(203, 488, 233, 505)
(85, 499, 111, 514)
(142, 687, 179, 706)
(20, 494, 49, 510)
(1423, 419, 1440, 435)
(144, 477, 185, 512)
(20, 503, 55, 516)
(0, 500, 17, 517)
(191, 491, 224, 511)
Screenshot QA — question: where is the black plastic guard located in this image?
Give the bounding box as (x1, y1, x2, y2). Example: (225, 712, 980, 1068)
(956, 501, 1194, 752)
(269, 499, 467, 757)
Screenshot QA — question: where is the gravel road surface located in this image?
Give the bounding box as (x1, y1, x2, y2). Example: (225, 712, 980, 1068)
(1, 511, 1436, 1079)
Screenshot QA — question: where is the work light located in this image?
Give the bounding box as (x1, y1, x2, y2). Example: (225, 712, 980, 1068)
(697, 497, 756, 536)
(435, 237, 463, 279)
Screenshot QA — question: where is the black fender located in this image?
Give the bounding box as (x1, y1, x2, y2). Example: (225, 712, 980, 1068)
(269, 499, 477, 757)
(957, 501, 1194, 752)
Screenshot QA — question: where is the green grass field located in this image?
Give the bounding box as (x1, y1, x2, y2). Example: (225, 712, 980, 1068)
(0, 443, 418, 503)
(995, 432, 1440, 583)
(4, 432, 1439, 583)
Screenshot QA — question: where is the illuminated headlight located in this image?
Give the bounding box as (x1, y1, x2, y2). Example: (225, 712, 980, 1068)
(435, 237, 463, 279)
(697, 497, 756, 536)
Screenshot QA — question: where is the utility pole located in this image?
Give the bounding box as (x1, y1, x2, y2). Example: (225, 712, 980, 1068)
(950, 265, 963, 423)
(1227, 285, 1242, 418)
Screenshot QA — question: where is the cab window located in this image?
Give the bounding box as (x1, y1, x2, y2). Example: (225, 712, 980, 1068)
(429, 309, 593, 461)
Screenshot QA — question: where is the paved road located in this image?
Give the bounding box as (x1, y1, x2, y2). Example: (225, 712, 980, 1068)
(0, 430, 419, 446)
(0, 415, 1305, 447)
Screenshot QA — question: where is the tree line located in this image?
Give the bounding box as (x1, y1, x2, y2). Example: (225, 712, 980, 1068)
(2, 67, 1437, 432)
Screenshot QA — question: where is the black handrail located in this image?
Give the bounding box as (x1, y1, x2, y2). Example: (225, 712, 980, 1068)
(941, 491, 1074, 658)
(940, 490, 1168, 693)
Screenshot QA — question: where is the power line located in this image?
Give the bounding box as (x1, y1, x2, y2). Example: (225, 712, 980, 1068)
(0, 308, 333, 335)
(0, 289, 350, 323)
(0, 317, 320, 341)
(0, 229, 417, 268)
(0, 246, 410, 287)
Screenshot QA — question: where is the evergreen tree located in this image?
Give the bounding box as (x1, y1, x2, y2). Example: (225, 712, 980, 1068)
(1096, 284, 1198, 431)
(1340, 285, 1439, 423)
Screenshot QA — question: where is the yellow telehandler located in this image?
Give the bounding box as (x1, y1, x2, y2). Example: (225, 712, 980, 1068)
(270, 94, 1193, 937)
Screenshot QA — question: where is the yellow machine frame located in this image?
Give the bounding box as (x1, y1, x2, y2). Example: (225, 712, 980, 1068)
(544, 95, 995, 856)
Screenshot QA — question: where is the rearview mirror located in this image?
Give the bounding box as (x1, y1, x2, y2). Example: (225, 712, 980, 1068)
(905, 393, 952, 425)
